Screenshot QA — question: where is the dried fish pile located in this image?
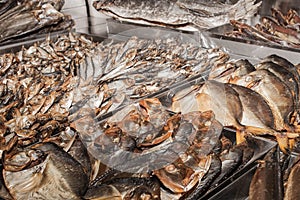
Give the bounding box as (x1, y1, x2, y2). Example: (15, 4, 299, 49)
(73, 98, 261, 199)
(171, 54, 300, 152)
(83, 36, 227, 112)
(249, 141, 300, 200)
(0, 32, 99, 156)
(93, 0, 262, 30)
(66, 34, 228, 119)
(0, 32, 107, 199)
(167, 54, 300, 198)
(0, 0, 74, 44)
(0, 31, 242, 199)
(0, 31, 228, 155)
(0, 29, 298, 199)
(227, 8, 300, 48)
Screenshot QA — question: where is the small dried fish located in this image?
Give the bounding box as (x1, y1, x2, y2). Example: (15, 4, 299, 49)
(227, 8, 300, 48)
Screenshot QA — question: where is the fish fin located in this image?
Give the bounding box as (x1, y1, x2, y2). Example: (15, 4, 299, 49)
(275, 134, 288, 154)
(236, 129, 246, 144)
(243, 125, 292, 153)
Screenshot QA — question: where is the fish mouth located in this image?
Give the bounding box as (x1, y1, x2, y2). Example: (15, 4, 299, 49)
(246, 79, 261, 89)
(93, 0, 110, 9)
(217, 66, 236, 78)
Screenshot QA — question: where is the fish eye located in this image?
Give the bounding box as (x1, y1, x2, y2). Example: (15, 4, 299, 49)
(165, 164, 176, 173)
(179, 153, 188, 162)
(245, 76, 252, 82)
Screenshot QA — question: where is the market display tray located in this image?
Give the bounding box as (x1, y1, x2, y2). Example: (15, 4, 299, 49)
(105, 14, 300, 64)
(0, 30, 106, 55)
(79, 79, 277, 199)
(207, 23, 300, 64)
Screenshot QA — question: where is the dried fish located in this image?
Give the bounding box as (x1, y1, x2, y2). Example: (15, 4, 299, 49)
(227, 8, 300, 48)
(249, 147, 283, 200)
(3, 142, 89, 200)
(0, 25, 298, 200)
(86, 176, 161, 200)
(184, 154, 222, 200)
(235, 69, 294, 131)
(229, 84, 274, 129)
(0, 0, 16, 16)
(93, 0, 261, 30)
(208, 59, 255, 83)
(0, 0, 74, 44)
(284, 156, 300, 200)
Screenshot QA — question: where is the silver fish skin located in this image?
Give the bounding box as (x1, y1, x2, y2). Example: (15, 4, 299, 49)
(235, 69, 294, 131)
(93, 0, 262, 29)
(93, 0, 194, 26)
(0, 3, 64, 42)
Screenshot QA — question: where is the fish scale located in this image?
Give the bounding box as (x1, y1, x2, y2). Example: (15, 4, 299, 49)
(93, 0, 261, 30)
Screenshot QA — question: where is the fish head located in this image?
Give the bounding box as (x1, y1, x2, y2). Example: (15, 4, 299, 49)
(208, 62, 237, 82)
(93, 0, 115, 10)
(153, 158, 199, 193)
(234, 72, 263, 89)
(139, 98, 163, 115)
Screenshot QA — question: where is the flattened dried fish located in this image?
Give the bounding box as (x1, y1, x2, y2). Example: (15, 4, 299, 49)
(249, 147, 283, 200)
(0, 0, 74, 44)
(3, 143, 89, 200)
(0, 3, 64, 43)
(235, 69, 294, 131)
(230, 84, 274, 129)
(284, 158, 300, 200)
(93, 0, 261, 30)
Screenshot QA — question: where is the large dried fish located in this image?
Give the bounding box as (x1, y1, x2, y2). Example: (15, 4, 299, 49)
(0, 3, 64, 43)
(0, 0, 73, 44)
(171, 79, 291, 150)
(93, 0, 261, 30)
(230, 83, 275, 129)
(234, 69, 295, 131)
(249, 147, 283, 200)
(3, 142, 89, 200)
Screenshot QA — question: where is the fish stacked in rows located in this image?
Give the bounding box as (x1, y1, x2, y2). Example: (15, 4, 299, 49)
(171, 54, 300, 152)
(228, 8, 300, 48)
(0, 32, 231, 199)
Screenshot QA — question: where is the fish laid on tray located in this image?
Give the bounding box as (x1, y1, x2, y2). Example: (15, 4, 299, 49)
(0, 32, 248, 199)
(171, 54, 300, 152)
(0, 0, 74, 44)
(227, 8, 300, 48)
(71, 35, 228, 119)
(0, 30, 298, 199)
(249, 143, 300, 200)
(72, 97, 261, 199)
(93, 0, 262, 30)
